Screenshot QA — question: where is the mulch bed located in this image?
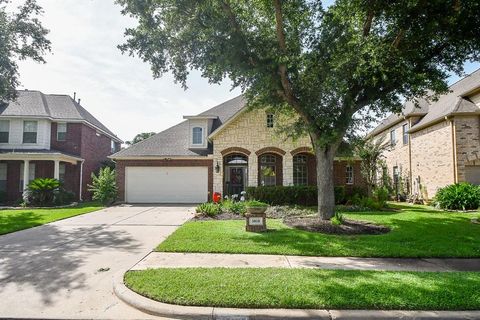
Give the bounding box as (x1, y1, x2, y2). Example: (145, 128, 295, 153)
(284, 216, 390, 235)
(193, 212, 244, 221)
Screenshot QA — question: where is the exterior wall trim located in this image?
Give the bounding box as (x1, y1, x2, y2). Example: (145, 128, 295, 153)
(290, 147, 314, 156)
(220, 147, 251, 156)
(255, 147, 286, 156)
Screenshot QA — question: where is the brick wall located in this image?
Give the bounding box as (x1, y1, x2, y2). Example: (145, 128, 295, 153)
(50, 122, 82, 156)
(80, 124, 115, 200)
(455, 115, 480, 182)
(115, 159, 213, 202)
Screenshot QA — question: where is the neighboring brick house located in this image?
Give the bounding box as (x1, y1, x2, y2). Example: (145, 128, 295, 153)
(0, 90, 122, 203)
(369, 69, 480, 199)
(111, 96, 365, 203)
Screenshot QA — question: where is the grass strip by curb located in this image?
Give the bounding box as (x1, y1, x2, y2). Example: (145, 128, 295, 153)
(124, 268, 480, 310)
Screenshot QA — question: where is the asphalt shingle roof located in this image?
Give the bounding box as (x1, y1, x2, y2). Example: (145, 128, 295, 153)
(0, 90, 120, 141)
(370, 69, 480, 136)
(111, 95, 246, 158)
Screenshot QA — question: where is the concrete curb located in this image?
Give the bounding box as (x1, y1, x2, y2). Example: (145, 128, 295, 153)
(113, 271, 480, 320)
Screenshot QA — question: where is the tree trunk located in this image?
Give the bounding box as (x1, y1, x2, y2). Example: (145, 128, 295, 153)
(315, 145, 336, 220)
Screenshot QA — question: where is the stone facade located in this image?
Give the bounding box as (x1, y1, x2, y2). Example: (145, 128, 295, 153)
(211, 109, 365, 194)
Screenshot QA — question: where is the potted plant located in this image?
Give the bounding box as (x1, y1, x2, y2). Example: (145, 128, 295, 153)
(245, 200, 269, 214)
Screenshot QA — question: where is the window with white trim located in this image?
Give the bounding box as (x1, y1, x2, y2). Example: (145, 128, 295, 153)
(59, 163, 66, 183)
(346, 165, 354, 185)
(402, 123, 408, 145)
(57, 123, 67, 141)
(0, 163, 7, 192)
(192, 127, 203, 145)
(23, 121, 38, 143)
(19, 163, 36, 191)
(390, 129, 396, 146)
(0, 120, 9, 143)
(293, 154, 308, 186)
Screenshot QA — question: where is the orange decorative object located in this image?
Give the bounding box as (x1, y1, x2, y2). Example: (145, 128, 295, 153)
(213, 192, 222, 203)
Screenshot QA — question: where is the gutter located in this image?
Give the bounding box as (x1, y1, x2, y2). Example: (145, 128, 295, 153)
(79, 160, 85, 201)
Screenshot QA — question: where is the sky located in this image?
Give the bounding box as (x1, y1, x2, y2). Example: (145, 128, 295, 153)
(13, 0, 480, 142)
(15, 0, 241, 142)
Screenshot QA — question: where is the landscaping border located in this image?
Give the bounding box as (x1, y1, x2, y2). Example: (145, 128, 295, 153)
(113, 271, 480, 320)
(0, 202, 79, 210)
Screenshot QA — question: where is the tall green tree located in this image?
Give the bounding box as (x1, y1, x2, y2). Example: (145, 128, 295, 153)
(117, 0, 480, 219)
(0, 0, 51, 103)
(126, 132, 156, 145)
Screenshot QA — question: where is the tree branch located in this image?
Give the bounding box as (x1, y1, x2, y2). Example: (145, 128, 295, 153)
(363, 9, 375, 37)
(219, 0, 257, 67)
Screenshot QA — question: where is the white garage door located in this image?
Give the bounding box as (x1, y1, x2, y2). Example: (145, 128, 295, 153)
(125, 166, 208, 203)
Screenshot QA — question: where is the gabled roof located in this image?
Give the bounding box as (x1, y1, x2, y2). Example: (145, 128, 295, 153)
(0, 90, 122, 142)
(370, 68, 480, 136)
(110, 95, 246, 158)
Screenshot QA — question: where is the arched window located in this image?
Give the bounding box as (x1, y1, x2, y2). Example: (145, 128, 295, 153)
(260, 154, 276, 186)
(192, 127, 203, 145)
(293, 154, 308, 186)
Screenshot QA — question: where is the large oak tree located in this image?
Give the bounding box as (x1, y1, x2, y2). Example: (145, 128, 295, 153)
(0, 0, 50, 102)
(117, 0, 480, 219)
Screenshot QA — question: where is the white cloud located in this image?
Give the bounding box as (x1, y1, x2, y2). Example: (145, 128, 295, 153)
(15, 0, 241, 142)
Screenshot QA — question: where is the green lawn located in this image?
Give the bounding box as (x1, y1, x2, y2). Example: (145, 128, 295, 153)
(157, 204, 480, 257)
(0, 202, 104, 235)
(125, 268, 480, 310)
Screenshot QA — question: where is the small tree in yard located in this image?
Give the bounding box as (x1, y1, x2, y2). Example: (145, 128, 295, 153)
(117, 0, 480, 219)
(88, 167, 118, 205)
(355, 137, 390, 197)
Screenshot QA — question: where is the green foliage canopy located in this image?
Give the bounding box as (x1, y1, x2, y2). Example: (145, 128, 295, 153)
(0, 0, 51, 102)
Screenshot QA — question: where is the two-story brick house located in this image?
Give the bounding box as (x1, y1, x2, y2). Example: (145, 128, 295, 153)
(0, 90, 122, 203)
(369, 69, 480, 199)
(111, 96, 365, 203)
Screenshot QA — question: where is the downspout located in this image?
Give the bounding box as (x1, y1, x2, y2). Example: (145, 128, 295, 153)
(79, 160, 85, 201)
(449, 117, 458, 183)
(407, 117, 413, 194)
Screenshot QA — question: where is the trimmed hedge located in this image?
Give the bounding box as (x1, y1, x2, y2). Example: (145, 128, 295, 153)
(246, 185, 364, 206)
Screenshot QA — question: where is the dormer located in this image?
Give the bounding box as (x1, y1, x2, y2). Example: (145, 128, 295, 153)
(183, 115, 218, 149)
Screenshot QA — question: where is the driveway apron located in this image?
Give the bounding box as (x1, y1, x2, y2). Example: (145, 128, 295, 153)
(0, 204, 194, 319)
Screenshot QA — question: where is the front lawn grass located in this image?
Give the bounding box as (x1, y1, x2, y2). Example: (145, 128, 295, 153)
(0, 202, 104, 235)
(124, 268, 480, 310)
(157, 203, 480, 257)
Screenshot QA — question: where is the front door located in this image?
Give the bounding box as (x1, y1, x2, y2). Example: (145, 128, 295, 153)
(227, 166, 245, 196)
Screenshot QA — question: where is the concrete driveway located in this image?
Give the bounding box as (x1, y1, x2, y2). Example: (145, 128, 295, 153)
(0, 204, 194, 319)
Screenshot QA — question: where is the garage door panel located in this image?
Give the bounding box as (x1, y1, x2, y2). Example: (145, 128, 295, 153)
(126, 166, 208, 203)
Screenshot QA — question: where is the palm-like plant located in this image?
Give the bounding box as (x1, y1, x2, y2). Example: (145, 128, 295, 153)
(26, 178, 60, 206)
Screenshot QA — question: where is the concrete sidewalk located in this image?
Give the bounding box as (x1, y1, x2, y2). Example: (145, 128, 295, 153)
(132, 252, 480, 272)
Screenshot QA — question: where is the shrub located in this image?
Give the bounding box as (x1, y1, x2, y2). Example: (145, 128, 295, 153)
(334, 186, 345, 204)
(221, 199, 246, 215)
(246, 200, 269, 207)
(88, 167, 118, 205)
(373, 187, 389, 207)
(331, 211, 344, 226)
(25, 178, 60, 206)
(196, 202, 222, 216)
(434, 183, 480, 210)
(53, 188, 76, 206)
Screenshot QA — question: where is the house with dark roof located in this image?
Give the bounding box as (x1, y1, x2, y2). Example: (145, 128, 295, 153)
(0, 90, 122, 203)
(369, 69, 480, 199)
(110, 96, 365, 203)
